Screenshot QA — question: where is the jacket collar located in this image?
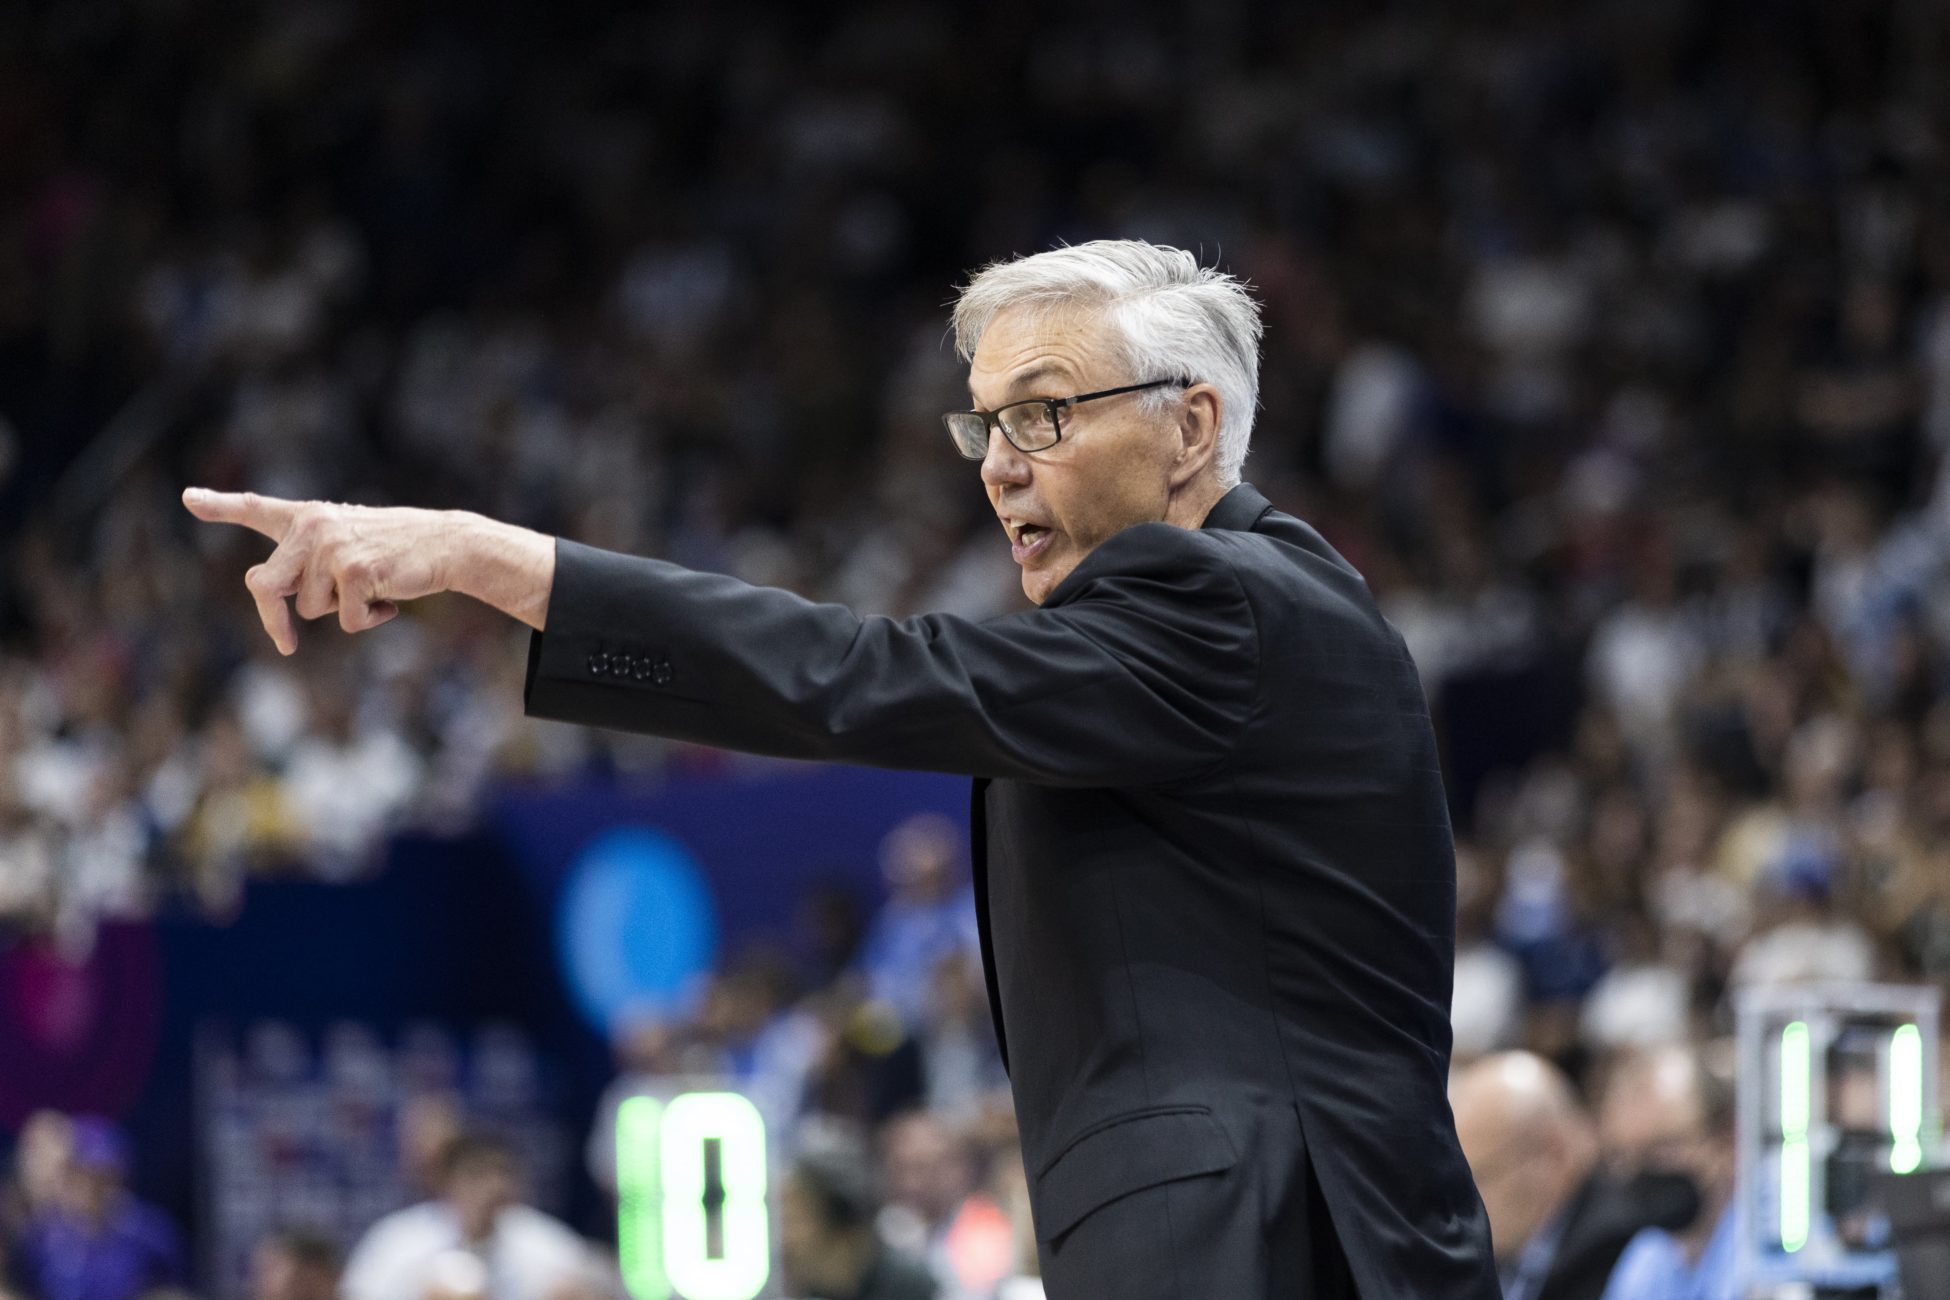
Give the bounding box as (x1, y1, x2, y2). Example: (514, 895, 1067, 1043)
(1200, 481, 1274, 533)
(1039, 481, 1272, 608)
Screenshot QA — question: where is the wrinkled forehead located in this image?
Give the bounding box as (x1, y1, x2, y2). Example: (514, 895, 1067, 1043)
(966, 300, 1125, 407)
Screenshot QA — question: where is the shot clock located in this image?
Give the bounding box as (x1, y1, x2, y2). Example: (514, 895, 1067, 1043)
(615, 1086, 774, 1300)
(1734, 983, 1941, 1293)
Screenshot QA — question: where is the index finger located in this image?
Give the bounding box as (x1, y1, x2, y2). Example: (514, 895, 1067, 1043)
(181, 488, 300, 542)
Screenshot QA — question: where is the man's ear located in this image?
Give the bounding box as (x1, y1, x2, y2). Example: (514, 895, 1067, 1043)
(1170, 384, 1223, 490)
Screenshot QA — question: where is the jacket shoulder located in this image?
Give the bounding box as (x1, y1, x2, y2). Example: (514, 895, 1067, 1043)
(1043, 520, 1242, 608)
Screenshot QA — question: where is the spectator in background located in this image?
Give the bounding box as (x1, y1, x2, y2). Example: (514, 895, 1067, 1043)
(174, 709, 304, 915)
(1, 1112, 73, 1298)
(3, 1112, 73, 1229)
(397, 1094, 468, 1204)
(1449, 840, 1522, 1061)
(854, 815, 978, 1030)
(875, 1111, 1014, 1299)
(1577, 910, 1693, 1054)
(984, 1148, 1043, 1300)
(931, 1125, 1018, 1300)
(1451, 1054, 1688, 1300)
(779, 1126, 936, 1300)
(278, 659, 425, 879)
(248, 1229, 341, 1300)
(915, 951, 1007, 1122)
(13, 1118, 185, 1300)
(1596, 1044, 1741, 1300)
(799, 988, 927, 1132)
(1584, 537, 1705, 765)
(1728, 836, 1877, 991)
(342, 1131, 596, 1300)
(793, 883, 870, 990)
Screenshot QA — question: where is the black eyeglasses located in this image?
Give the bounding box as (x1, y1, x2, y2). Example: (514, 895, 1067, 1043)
(943, 377, 1192, 460)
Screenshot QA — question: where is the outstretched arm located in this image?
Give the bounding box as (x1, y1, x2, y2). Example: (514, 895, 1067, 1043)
(183, 488, 1260, 786)
(521, 522, 1259, 786)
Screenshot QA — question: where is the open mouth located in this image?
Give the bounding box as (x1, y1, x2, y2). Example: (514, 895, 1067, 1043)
(1010, 523, 1054, 564)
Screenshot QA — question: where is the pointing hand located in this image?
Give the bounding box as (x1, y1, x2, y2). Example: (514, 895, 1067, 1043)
(181, 488, 459, 655)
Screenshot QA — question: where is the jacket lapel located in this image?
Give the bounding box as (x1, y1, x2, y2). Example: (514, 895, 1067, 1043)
(968, 775, 1008, 1073)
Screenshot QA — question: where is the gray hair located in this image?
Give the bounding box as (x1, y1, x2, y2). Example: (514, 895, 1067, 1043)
(949, 240, 1264, 487)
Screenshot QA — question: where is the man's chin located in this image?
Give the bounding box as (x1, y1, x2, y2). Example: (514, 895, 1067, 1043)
(1021, 559, 1073, 606)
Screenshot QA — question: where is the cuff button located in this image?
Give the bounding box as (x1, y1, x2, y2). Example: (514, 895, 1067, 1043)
(652, 660, 673, 686)
(587, 652, 611, 676)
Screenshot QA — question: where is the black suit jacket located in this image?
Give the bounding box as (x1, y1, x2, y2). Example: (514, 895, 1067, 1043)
(523, 482, 1498, 1298)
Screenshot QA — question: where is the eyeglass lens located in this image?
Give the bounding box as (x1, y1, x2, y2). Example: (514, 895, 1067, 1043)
(999, 401, 1058, 449)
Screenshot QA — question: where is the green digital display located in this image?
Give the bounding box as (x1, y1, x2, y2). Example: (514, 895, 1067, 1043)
(1736, 989, 1940, 1282)
(1889, 1023, 1923, 1176)
(1779, 1020, 1810, 1254)
(616, 1091, 770, 1300)
(618, 1098, 668, 1300)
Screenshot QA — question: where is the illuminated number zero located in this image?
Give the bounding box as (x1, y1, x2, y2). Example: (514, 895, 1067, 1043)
(659, 1092, 769, 1300)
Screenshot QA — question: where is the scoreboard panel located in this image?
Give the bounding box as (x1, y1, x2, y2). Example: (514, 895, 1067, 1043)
(615, 1084, 776, 1300)
(1735, 984, 1941, 1293)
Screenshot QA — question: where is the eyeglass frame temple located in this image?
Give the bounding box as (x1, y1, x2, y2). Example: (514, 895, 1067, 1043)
(1050, 376, 1193, 412)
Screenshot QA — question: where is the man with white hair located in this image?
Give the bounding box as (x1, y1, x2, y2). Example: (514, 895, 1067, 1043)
(185, 239, 1498, 1298)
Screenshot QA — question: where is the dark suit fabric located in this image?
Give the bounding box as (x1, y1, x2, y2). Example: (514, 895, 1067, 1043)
(523, 482, 1499, 1299)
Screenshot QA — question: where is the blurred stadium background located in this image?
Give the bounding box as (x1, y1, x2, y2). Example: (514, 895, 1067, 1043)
(2, 0, 1949, 1297)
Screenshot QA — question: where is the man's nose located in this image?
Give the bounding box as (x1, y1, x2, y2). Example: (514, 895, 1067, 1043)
(979, 427, 1030, 488)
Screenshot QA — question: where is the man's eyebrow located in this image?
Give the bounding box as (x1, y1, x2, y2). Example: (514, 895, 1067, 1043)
(969, 361, 1068, 407)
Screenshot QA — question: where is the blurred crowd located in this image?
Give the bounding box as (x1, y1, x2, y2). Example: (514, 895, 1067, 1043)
(0, 814, 1041, 1300)
(0, 1101, 1038, 1300)
(4, 0, 1950, 1295)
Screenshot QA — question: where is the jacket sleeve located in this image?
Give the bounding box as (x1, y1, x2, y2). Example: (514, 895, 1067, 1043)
(521, 521, 1260, 787)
